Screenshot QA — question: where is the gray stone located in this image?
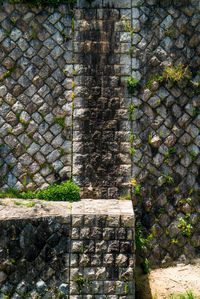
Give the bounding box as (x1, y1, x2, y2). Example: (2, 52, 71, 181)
(167, 221, 180, 238)
(27, 143, 40, 156)
(16, 280, 29, 295)
(0, 123, 12, 137)
(153, 153, 164, 167)
(20, 111, 30, 124)
(150, 136, 161, 148)
(36, 279, 47, 294)
(161, 37, 173, 52)
(47, 150, 60, 163)
(185, 124, 199, 138)
(58, 283, 69, 295)
(0, 86, 7, 97)
(0, 272, 7, 284)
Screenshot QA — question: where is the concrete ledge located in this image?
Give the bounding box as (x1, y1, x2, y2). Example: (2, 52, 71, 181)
(0, 199, 135, 298)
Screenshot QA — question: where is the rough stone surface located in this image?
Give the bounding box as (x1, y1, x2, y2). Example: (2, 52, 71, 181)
(0, 1, 73, 191)
(0, 199, 135, 298)
(129, 0, 200, 269)
(0, 0, 199, 269)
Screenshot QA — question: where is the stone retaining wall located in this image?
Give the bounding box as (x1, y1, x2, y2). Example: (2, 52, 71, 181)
(129, 0, 200, 268)
(0, 199, 135, 298)
(0, 0, 200, 268)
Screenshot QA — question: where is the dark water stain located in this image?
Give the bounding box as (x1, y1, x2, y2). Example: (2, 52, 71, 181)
(75, 8, 123, 198)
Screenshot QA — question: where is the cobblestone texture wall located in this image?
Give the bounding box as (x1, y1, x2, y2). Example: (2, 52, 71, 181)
(0, 200, 135, 298)
(0, 0, 200, 268)
(0, 1, 74, 191)
(129, 0, 200, 267)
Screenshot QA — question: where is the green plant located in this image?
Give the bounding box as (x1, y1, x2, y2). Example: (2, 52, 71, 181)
(174, 186, 179, 192)
(11, 17, 17, 25)
(128, 104, 135, 120)
(135, 222, 147, 252)
(0, 64, 17, 82)
(0, 188, 21, 198)
(124, 283, 129, 294)
(60, 148, 66, 156)
(127, 76, 140, 94)
(30, 29, 37, 40)
(164, 151, 170, 163)
(74, 276, 90, 295)
(148, 133, 152, 144)
(178, 217, 193, 237)
(0, 180, 80, 202)
(169, 147, 177, 154)
(130, 130, 136, 143)
(60, 31, 70, 41)
(163, 62, 188, 83)
(55, 292, 66, 299)
(136, 1, 142, 7)
(37, 180, 80, 201)
(122, 16, 134, 38)
(71, 17, 75, 30)
(168, 290, 196, 299)
(54, 117, 65, 128)
(164, 28, 174, 38)
(146, 232, 154, 243)
(119, 194, 131, 200)
(134, 184, 141, 195)
(171, 238, 178, 245)
(19, 118, 29, 129)
(161, 173, 174, 185)
(129, 146, 135, 155)
(141, 258, 150, 274)
(25, 202, 36, 207)
(6, 28, 10, 37)
(190, 150, 197, 162)
(7, 128, 12, 133)
(145, 73, 163, 89)
(130, 46, 134, 57)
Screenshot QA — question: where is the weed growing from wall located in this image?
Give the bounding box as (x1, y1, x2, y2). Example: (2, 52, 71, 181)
(0, 64, 17, 82)
(127, 76, 140, 94)
(178, 217, 193, 237)
(0, 180, 80, 201)
(163, 62, 188, 83)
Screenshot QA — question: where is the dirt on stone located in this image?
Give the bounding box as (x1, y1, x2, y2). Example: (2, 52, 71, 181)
(136, 261, 200, 298)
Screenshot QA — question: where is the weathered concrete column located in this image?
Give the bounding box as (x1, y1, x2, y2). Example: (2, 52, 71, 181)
(0, 199, 135, 298)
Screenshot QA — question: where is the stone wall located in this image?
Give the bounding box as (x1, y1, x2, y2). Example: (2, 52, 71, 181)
(129, 0, 200, 267)
(0, 0, 200, 268)
(0, 1, 74, 191)
(73, 1, 132, 199)
(0, 0, 132, 199)
(0, 199, 135, 298)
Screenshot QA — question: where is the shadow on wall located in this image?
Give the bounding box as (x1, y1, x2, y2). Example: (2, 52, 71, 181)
(135, 265, 153, 299)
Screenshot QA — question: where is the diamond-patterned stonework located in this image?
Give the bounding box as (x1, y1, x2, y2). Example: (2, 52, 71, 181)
(0, 0, 199, 268)
(0, 2, 73, 191)
(129, 0, 200, 268)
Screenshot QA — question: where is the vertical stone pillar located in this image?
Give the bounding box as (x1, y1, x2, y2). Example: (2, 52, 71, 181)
(73, 0, 132, 199)
(70, 199, 135, 298)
